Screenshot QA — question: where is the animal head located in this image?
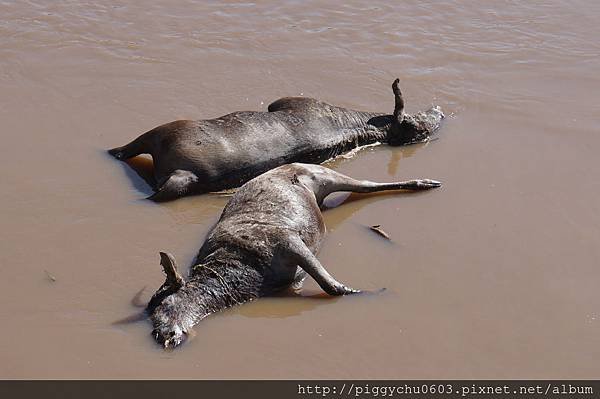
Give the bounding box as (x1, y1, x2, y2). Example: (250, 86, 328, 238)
(147, 252, 192, 348)
(389, 106, 445, 145)
(387, 78, 445, 145)
(151, 293, 193, 348)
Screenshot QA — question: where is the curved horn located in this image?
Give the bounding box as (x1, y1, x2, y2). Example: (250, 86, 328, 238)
(392, 78, 405, 124)
(159, 251, 185, 288)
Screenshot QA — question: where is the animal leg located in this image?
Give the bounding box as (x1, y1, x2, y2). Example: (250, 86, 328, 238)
(392, 78, 405, 124)
(283, 235, 360, 296)
(302, 165, 441, 204)
(148, 170, 199, 202)
(328, 176, 441, 194)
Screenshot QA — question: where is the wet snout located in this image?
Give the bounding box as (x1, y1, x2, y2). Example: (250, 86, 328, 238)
(410, 105, 445, 139)
(152, 323, 188, 349)
(429, 105, 444, 120)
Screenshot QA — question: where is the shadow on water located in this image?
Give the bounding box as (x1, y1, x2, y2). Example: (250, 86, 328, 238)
(323, 184, 438, 231)
(112, 287, 149, 325)
(387, 140, 431, 175)
(235, 287, 387, 319)
(123, 156, 156, 195)
(234, 294, 338, 319)
(105, 149, 156, 197)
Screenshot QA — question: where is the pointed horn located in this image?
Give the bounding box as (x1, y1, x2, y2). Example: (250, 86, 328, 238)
(159, 252, 185, 288)
(392, 78, 405, 124)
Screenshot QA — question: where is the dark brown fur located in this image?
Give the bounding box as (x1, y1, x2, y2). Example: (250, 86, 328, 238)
(109, 79, 444, 201)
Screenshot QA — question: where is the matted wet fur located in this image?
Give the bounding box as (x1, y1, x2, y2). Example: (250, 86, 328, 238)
(147, 163, 442, 348)
(108, 79, 444, 201)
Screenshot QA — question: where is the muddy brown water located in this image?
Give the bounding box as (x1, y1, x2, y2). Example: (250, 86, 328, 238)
(1, 0, 599, 379)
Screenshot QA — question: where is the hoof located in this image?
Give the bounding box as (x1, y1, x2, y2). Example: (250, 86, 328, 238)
(402, 179, 442, 190)
(331, 284, 361, 295)
(419, 179, 442, 188)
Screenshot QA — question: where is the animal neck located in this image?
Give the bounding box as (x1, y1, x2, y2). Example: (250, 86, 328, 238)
(189, 259, 262, 311)
(148, 251, 262, 347)
(322, 108, 391, 153)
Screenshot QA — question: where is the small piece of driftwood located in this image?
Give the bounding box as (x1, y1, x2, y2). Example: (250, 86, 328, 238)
(369, 224, 391, 240)
(44, 270, 57, 282)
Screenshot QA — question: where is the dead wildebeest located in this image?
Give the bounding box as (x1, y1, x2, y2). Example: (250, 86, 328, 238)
(147, 163, 441, 348)
(108, 79, 444, 201)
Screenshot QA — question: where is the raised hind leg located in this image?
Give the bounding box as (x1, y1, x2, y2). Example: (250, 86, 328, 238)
(296, 164, 441, 205)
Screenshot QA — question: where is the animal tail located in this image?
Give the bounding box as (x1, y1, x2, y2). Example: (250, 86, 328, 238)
(108, 134, 151, 160)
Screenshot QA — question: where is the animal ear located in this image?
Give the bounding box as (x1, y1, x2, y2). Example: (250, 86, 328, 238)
(392, 78, 405, 124)
(159, 252, 185, 288)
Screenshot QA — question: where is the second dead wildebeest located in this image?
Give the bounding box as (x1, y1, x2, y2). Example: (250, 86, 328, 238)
(147, 163, 442, 348)
(108, 79, 444, 201)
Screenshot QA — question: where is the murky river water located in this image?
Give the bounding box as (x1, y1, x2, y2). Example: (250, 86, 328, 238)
(1, 0, 599, 378)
